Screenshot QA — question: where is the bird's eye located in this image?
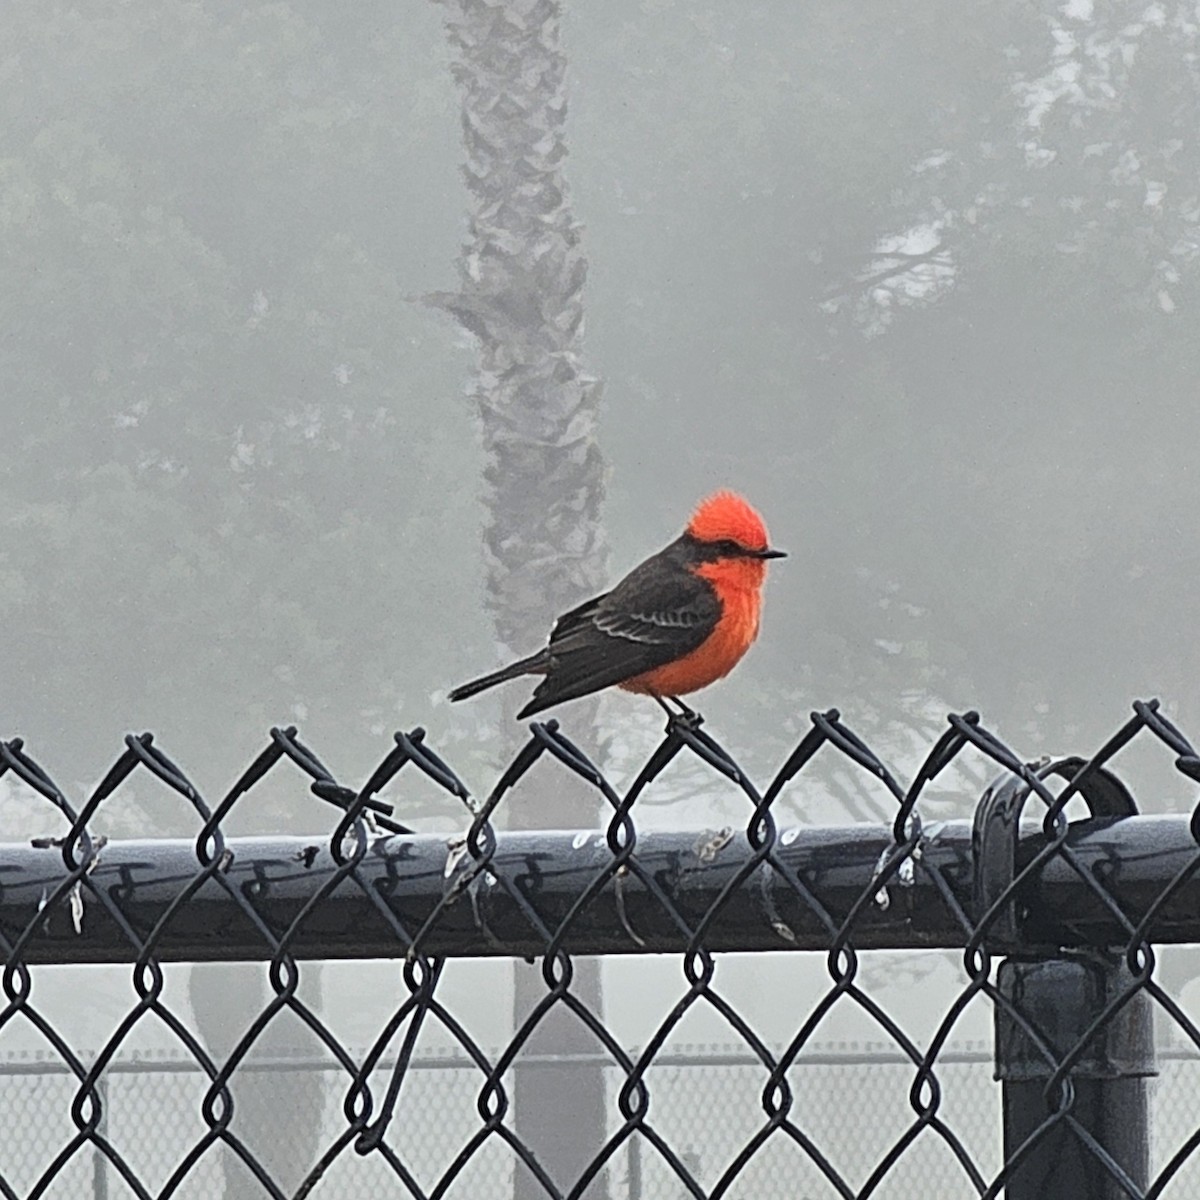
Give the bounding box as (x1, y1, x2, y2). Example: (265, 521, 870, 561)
(719, 539, 743, 556)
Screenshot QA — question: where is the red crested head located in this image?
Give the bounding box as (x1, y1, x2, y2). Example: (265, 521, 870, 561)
(686, 490, 775, 554)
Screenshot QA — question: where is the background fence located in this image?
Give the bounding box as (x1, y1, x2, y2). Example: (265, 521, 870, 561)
(4, 700, 1200, 1197)
(0, 1042, 1004, 1199)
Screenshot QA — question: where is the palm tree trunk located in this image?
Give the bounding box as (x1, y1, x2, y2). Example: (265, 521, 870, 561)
(432, 1, 610, 1195)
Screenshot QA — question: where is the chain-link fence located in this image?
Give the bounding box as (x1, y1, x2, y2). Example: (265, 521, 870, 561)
(9, 1040, 1200, 1198)
(4, 700, 1200, 1197)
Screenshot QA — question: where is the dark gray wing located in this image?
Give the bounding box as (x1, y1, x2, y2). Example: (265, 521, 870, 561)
(518, 542, 719, 716)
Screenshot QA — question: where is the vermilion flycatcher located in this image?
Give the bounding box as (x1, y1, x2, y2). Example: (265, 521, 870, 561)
(449, 490, 785, 719)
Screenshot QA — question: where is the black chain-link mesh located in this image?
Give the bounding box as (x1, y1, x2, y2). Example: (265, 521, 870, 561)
(3, 700, 1200, 1197)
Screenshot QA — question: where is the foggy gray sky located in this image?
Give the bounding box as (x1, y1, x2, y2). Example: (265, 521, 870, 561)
(6, 2, 1196, 832)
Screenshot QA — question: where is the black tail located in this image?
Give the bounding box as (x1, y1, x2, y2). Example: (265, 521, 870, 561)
(448, 653, 548, 703)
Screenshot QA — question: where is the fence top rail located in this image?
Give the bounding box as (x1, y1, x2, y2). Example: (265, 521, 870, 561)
(0, 813, 1195, 964)
(0, 1040, 1010, 1076)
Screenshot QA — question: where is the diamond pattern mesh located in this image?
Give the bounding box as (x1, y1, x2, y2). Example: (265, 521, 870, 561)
(3, 700, 1200, 1197)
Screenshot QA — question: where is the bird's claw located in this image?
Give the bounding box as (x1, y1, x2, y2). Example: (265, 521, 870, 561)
(665, 707, 704, 733)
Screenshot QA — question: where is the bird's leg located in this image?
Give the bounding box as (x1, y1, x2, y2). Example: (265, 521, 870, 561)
(653, 693, 703, 730)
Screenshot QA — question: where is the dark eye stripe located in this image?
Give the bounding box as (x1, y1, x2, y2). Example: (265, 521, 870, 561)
(682, 532, 766, 561)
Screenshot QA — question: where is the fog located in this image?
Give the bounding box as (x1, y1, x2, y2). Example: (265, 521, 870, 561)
(3, 1, 1199, 1195)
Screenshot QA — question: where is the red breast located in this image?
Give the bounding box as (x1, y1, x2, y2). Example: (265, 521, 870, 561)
(621, 576, 762, 697)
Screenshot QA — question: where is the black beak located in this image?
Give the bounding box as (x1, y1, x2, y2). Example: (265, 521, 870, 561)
(754, 547, 787, 560)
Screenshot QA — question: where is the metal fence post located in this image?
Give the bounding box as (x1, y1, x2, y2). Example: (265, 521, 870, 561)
(975, 763, 1157, 1199)
(994, 955, 1155, 1199)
